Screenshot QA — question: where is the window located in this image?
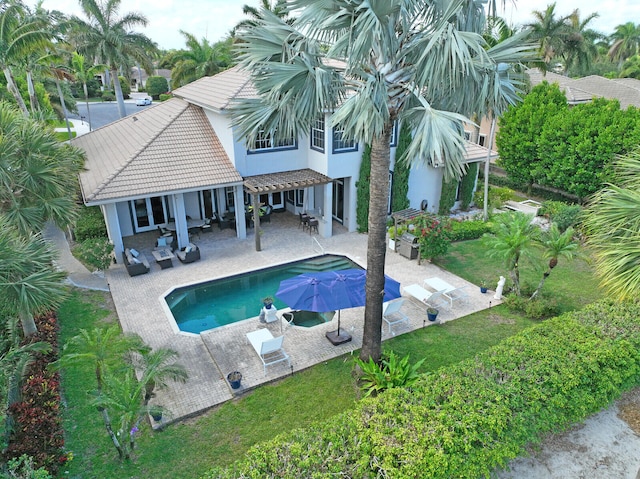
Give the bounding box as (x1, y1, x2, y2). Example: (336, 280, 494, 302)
(225, 186, 235, 209)
(248, 130, 296, 153)
(478, 134, 486, 147)
(332, 126, 357, 153)
(310, 117, 325, 152)
(285, 189, 304, 207)
(390, 121, 399, 147)
(464, 131, 471, 141)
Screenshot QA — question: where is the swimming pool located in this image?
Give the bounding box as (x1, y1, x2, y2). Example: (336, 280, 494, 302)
(164, 254, 362, 334)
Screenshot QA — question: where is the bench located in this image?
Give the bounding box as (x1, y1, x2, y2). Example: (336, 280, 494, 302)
(246, 329, 290, 375)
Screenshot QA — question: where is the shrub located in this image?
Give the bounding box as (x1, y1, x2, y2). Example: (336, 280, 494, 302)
(414, 214, 452, 260)
(75, 237, 114, 271)
(118, 76, 130, 99)
(356, 350, 425, 398)
(539, 200, 583, 231)
(204, 299, 640, 478)
(73, 206, 107, 241)
(502, 294, 560, 320)
(159, 93, 173, 101)
(449, 219, 493, 241)
(101, 90, 115, 102)
(474, 185, 513, 211)
(146, 76, 169, 99)
(387, 224, 407, 240)
(4, 455, 52, 479)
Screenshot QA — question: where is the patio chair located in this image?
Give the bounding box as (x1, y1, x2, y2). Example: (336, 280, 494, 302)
(122, 248, 150, 276)
(157, 225, 173, 238)
(280, 311, 295, 333)
(176, 243, 201, 263)
(382, 298, 409, 334)
(299, 212, 309, 229)
(246, 328, 290, 375)
(307, 217, 319, 234)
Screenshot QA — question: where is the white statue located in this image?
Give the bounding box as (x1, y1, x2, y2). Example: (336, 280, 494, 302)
(494, 276, 506, 300)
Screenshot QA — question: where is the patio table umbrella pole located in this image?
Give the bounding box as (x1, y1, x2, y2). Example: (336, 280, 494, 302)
(325, 310, 351, 345)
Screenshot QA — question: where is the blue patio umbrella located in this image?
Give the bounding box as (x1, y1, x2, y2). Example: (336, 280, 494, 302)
(275, 269, 402, 345)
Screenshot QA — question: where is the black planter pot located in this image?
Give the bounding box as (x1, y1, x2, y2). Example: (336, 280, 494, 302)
(227, 371, 242, 389)
(427, 309, 439, 322)
(480, 287, 488, 294)
(151, 412, 162, 421)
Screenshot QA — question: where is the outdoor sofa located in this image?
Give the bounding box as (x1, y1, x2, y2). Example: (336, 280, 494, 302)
(176, 243, 201, 263)
(123, 248, 150, 276)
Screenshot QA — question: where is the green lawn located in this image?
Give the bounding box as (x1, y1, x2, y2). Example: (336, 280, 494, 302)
(54, 131, 77, 141)
(57, 240, 600, 478)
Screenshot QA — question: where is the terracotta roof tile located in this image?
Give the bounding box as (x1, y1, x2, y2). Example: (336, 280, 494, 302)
(75, 98, 243, 204)
(172, 66, 256, 111)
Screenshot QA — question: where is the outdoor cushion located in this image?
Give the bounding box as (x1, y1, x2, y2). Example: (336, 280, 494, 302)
(130, 257, 141, 264)
(130, 248, 140, 257)
(185, 245, 192, 253)
(156, 237, 168, 247)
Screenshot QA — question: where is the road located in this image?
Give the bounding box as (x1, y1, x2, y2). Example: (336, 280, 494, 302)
(69, 98, 153, 130)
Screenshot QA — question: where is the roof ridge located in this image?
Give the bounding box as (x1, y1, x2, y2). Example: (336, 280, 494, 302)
(88, 100, 190, 201)
(221, 68, 253, 110)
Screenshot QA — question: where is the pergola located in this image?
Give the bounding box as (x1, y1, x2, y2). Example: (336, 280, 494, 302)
(243, 168, 333, 251)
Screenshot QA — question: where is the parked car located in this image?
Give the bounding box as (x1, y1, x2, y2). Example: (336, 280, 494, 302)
(136, 97, 152, 106)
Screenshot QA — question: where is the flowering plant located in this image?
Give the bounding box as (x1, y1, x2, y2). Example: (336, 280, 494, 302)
(414, 214, 452, 260)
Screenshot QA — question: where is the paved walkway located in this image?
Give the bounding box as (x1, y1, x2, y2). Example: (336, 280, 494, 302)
(43, 222, 109, 292)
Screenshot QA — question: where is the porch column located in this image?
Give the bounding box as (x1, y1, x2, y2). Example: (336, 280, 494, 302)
(172, 193, 189, 249)
(233, 185, 247, 239)
(252, 193, 261, 251)
(102, 203, 124, 264)
(320, 182, 333, 238)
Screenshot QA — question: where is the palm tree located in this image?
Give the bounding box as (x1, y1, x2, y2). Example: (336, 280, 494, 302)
(0, 0, 51, 116)
(526, 3, 572, 68)
(232, 0, 292, 36)
(127, 347, 188, 406)
(608, 22, 640, 64)
(529, 224, 580, 300)
(620, 55, 640, 79)
(69, 0, 158, 119)
(583, 149, 640, 300)
(0, 218, 68, 336)
(560, 9, 601, 75)
(231, 0, 536, 362)
(70, 52, 106, 131)
(0, 101, 85, 236)
(166, 31, 232, 88)
(483, 212, 539, 296)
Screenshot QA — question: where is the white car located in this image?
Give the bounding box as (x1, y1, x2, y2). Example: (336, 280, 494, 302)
(136, 97, 152, 106)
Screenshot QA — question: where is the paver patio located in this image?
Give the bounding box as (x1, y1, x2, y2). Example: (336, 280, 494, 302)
(106, 212, 499, 425)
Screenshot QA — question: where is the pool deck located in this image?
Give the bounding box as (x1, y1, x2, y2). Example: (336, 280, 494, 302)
(106, 212, 499, 426)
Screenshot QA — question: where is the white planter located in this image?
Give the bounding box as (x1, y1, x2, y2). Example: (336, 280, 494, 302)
(389, 239, 396, 251)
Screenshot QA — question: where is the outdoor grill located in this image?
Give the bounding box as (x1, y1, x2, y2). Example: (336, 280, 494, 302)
(398, 232, 419, 260)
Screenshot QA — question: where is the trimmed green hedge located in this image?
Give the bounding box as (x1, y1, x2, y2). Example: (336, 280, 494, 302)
(449, 219, 493, 241)
(74, 206, 107, 242)
(203, 299, 640, 478)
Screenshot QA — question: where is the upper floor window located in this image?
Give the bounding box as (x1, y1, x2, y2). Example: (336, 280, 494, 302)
(332, 126, 357, 153)
(390, 121, 399, 147)
(249, 130, 296, 153)
(311, 117, 325, 152)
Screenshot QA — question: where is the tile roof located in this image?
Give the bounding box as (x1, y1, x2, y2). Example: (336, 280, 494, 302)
(75, 98, 243, 204)
(463, 142, 498, 163)
(527, 68, 593, 104)
(571, 75, 640, 109)
(172, 66, 256, 111)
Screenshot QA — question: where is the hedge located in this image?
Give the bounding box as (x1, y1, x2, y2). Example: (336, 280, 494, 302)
(449, 219, 493, 241)
(73, 206, 107, 242)
(203, 299, 640, 478)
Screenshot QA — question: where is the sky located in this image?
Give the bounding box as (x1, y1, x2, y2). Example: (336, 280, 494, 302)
(37, 0, 640, 51)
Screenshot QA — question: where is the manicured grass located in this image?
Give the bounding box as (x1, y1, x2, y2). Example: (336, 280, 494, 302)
(57, 240, 599, 478)
(54, 131, 76, 141)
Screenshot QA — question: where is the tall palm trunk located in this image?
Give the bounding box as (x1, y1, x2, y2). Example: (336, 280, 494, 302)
(83, 82, 93, 131)
(360, 126, 392, 363)
(111, 68, 127, 118)
(55, 77, 73, 140)
(3, 67, 29, 116)
(20, 310, 38, 337)
(26, 70, 40, 113)
(509, 254, 521, 296)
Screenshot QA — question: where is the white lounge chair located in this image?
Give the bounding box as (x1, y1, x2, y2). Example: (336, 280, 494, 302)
(382, 298, 409, 334)
(423, 278, 468, 308)
(246, 329, 290, 375)
(403, 284, 449, 310)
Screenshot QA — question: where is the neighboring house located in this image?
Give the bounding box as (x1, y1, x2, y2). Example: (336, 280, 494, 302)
(75, 66, 494, 263)
(130, 67, 173, 92)
(474, 69, 640, 150)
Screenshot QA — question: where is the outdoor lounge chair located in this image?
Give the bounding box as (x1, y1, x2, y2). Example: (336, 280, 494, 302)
(403, 284, 449, 310)
(246, 328, 290, 375)
(176, 243, 201, 263)
(122, 248, 150, 276)
(382, 298, 410, 334)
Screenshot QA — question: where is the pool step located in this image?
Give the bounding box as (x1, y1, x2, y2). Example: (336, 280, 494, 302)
(288, 259, 356, 274)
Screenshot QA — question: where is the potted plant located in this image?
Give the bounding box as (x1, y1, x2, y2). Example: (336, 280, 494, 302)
(427, 307, 439, 322)
(227, 371, 242, 389)
(479, 280, 488, 294)
(262, 296, 274, 309)
(388, 225, 406, 251)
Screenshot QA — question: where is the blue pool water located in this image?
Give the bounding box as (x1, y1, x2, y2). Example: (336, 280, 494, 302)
(165, 254, 362, 334)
